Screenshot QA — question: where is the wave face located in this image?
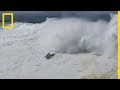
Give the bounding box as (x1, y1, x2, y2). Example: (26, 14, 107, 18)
(0, 13, 117, 79)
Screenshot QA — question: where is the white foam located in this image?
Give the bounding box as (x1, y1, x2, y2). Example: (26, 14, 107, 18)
(0, 14, 117, 79)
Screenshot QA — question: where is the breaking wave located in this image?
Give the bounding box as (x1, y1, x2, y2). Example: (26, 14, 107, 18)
(0, 13, 117, 79)
(37, 14, 117, 58)
(0, 14, 117, 58)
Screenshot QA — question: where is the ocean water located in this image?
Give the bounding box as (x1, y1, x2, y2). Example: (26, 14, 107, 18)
(0, 13, 117, 79)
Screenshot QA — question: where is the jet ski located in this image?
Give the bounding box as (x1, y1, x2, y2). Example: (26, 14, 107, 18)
(45, 52, 55, 59)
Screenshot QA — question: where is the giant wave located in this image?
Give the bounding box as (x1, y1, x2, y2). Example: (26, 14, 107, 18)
(0, 13, 117, 79)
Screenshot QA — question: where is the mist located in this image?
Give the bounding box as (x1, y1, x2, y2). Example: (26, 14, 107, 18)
(36, 14, 117, 58)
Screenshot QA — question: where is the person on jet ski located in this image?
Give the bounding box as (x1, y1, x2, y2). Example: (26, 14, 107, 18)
(45, 52, 55, 59)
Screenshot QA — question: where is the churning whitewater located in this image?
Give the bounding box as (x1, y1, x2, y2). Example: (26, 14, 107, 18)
(0, 14, 117, 79)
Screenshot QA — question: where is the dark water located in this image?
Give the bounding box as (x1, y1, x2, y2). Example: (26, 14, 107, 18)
(0, 11, 115, 23)
(14, 14, 111, 23)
